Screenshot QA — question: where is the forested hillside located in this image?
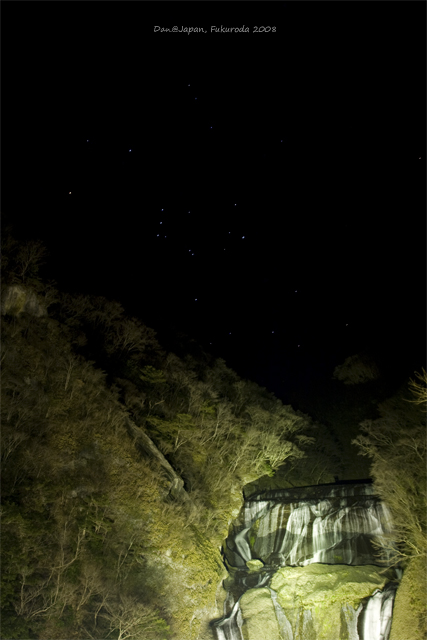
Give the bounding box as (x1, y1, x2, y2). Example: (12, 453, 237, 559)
(2, 236, 425, 639)
(353, 374, 427, 640)
(1, 237, 337, 640)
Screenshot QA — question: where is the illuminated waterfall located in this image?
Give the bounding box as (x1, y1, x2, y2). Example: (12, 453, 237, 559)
(212, 483, 398, 640)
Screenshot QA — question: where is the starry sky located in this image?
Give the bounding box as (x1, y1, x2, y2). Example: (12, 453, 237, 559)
(4, 2, 426, 413)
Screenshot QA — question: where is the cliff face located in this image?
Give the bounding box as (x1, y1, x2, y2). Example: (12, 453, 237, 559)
(1, 284, 47, 317)
(213, 483, 400, 640)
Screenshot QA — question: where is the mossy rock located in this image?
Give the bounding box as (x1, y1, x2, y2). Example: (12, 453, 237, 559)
(239, 565, 396, 640)
(246, 559, 264, 572)
(271, 564, 392, 610)
(240, 587, 282, 640)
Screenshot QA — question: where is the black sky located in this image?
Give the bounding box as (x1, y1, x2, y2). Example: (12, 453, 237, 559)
(4, 1, 426, 411)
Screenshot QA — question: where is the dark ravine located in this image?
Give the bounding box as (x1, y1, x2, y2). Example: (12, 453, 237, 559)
(212, 482, 400, 640)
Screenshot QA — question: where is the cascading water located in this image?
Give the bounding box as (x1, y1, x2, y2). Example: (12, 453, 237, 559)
(214, 599, 243, 640)
(212, 483, 399, 640)
(358, 583, 398, 640)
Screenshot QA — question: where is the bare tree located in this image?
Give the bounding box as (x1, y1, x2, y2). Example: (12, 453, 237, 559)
(101, 596, 169, 640)
(15, 240, 47, 283)
(407, 368, 427, 406)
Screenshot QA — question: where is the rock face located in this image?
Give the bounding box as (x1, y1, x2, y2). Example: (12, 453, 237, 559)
(240, 587, 282, 640)
(1, 284, 46, 317)
(212, 483, 399, 640)
(270, 565, 396, 640)
(239, 565, 396, 640)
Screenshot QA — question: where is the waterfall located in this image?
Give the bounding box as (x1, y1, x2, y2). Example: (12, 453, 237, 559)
(212, 483, 399, 640)
(358, 583, 398, 640)
(214, 599, 244, 640)
(341, 602, 363, 640)
(269, 586, 293, 640)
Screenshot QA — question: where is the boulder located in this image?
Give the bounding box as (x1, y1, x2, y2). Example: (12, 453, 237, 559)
(239, 564, 395, 640)
(246, 559, 264, 572)
(1, 284, 46, 317)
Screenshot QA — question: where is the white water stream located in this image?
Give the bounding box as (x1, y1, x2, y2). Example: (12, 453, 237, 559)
(212, 483, 398, 640)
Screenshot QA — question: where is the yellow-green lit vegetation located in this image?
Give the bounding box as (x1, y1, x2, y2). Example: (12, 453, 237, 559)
(1, 236, 329, 639)
(353, 372, 427, 640)
(3, 235, 424, 639)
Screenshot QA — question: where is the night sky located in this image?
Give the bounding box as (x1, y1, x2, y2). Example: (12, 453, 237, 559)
(4, 2, 426, 415)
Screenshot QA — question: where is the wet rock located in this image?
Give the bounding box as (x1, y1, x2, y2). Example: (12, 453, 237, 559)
(239, 587, 282, 640)
(246, 559, 264, 572)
